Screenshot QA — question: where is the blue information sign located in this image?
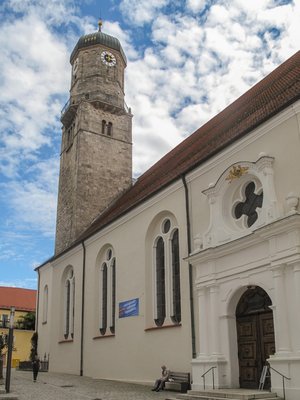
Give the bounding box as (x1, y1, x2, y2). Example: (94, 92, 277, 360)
(119, 298, 139, 318)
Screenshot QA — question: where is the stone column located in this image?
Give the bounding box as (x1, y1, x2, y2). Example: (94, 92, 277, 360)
(209, 284, 220, 355)
(293, 263, 300, 351)
(197, 286, 208, 357)
(272, 265, 291, 353)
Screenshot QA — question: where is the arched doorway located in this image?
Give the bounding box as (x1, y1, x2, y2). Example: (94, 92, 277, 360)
(236, 286, 275, 389)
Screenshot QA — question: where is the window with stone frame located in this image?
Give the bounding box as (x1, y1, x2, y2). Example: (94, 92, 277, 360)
(66, 121, 75, 151)
(234, 181, 263, 227)
(100, 263, 108, 335)
(1, 314, 8, 328)
(202, 157, 278, 249)
(171, 229, 181, 324)
(155, 236, 166, 326)
(63, 267, 75, 340)
(99, 247, 116, 336)
(107, 122, 113, 136)
(42, 285, 48, 324)
(153, 218, 181, 327)
(102, 119, 106, 134)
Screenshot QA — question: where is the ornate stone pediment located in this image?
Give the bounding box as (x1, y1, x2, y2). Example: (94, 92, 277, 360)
(201, 155, 280, 249)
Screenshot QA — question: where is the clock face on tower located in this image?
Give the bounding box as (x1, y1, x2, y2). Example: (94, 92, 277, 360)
(101, 51, 117, 67)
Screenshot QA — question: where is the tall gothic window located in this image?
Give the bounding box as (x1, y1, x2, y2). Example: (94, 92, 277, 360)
(63, 268, 75, 340)
(171, 229, 181, 323)
(110, 258, 116, 334)
(100, 263, 108, 335)
(42, 285, 48, 324)
(153, 218, 181, 327)
(99, 247, 116, 336)
(155, 237, 166, 326)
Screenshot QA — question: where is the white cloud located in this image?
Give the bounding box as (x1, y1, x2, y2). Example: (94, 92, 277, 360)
(118, 0, 299, 179)
(0, 14, 70, 178)
(120, 0, 170, 26)
(186, 0, 207, 13)
(2, 0, 79, 26)
(101, 20, 139, 60)
(1, 0, 300, 281)
(3, 158, 59, 237)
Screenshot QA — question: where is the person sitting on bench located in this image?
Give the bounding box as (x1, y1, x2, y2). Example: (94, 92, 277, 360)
(151, 365, 170, 392)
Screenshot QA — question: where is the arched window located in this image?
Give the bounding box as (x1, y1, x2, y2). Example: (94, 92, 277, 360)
(107, 122, 113, 136)
(63, 268, 75, 340)
(100, 263, 107, 335)
(110, 258, 116, 334)
(102, 120, 106, 134)
(155, 237, 166, 326)
(171, 229, 181, 323)
(42, 285, 48, 324)
(99, 247, 116, 336)
(152, 217, 181, 327)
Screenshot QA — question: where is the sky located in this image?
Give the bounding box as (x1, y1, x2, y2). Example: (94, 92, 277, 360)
(0, 0, 299, 290)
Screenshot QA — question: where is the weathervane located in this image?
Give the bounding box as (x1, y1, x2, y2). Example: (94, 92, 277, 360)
(98, 18, 103, 32)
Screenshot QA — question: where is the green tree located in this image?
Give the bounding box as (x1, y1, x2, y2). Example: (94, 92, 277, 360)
(30, 332, 38, 362)
(16, 312, 36, 330)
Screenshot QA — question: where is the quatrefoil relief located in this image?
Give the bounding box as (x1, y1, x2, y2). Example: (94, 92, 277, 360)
(234, 182, 263, 227)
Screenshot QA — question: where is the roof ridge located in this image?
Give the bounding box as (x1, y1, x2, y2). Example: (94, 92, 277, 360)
(40, 50, 300, 264)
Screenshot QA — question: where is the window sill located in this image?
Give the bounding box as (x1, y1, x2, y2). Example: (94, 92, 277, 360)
(93, 334, 115, 340)
(58, 339, 74, 344)
(145, 323, 181, 332)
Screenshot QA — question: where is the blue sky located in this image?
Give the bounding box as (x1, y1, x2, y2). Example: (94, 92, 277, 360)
(0, 0, 298, 289)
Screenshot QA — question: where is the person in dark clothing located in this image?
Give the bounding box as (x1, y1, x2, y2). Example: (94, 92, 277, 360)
(32, 355, 40, 382)
(151, 365, 170, 392)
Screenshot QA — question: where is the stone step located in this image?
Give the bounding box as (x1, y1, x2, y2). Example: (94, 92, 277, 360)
(0, 394, 18, 400)
(188, 390, 279, 399)
(165, 389, 282, 400)
(165, 396, 280, 400)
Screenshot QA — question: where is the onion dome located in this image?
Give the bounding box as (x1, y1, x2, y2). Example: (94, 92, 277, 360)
(70, 19, 127, 65)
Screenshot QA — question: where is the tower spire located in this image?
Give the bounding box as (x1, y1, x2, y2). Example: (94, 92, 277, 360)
(98, 18, 103, 32)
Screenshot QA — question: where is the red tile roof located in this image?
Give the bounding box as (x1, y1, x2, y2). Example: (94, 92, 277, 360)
(0, 287, 37, 312)
(77, 51, 300, 242)
(40, 50, 300, 264)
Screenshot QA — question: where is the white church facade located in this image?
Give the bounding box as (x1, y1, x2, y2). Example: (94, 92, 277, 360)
(36, 23, 300, 399)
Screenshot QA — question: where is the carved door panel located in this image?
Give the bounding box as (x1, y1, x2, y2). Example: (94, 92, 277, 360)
(258, 312, 275, 389)
(237, 315, 260, 388)
(237, 312, 275, 389)
(236, 286, 275, 389)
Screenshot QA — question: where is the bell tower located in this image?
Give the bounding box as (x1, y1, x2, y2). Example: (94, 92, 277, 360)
(55, 21, 132, 254)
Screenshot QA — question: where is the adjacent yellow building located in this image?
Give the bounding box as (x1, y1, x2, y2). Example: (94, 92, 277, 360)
(0, 287, 36, 367)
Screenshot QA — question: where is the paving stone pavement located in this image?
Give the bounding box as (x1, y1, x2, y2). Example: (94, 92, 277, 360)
(5, 369, 173, 400)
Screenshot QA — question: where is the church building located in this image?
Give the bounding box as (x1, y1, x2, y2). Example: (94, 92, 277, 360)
(36, 22, 300, 399)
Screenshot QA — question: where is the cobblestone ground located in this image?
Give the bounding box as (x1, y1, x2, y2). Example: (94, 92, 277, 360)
(8, 369, 173, 400)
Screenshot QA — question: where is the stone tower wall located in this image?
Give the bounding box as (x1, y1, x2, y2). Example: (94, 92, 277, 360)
(71, 46, 125, 109)
(55, 40, 132, 255)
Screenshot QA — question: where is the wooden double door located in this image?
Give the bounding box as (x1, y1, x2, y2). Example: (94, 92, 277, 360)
(236, 287, 275, 389)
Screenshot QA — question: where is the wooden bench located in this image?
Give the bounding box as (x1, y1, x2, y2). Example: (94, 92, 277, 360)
(164, 371, 191, 393)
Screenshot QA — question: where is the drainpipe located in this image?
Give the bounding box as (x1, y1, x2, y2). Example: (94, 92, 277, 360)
(36, 268, 40, 334)
(182, 174, 196, 358)
(80, 241, 86, 376)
